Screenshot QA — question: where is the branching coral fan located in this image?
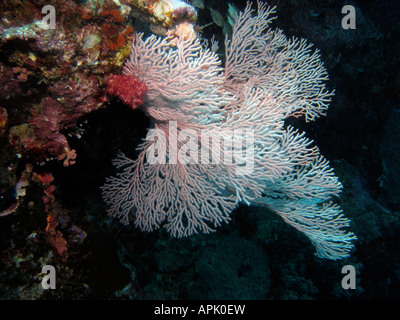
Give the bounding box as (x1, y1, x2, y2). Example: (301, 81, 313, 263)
(102, 1, 357, 260)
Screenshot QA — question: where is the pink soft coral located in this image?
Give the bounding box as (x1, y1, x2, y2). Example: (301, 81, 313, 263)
(106, 74, 148, 110)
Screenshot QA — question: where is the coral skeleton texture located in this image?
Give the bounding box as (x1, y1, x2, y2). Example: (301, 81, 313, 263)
(102, 1, 357, 260)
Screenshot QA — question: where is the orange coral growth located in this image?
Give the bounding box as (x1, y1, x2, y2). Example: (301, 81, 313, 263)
(0, 107, 8, 136)
(112, 25, 134, 51)
(38, 172, 54, 186)
(102, 24, 133, 51)
(101, 8, 125, 22)
(45, 207, 68, 258)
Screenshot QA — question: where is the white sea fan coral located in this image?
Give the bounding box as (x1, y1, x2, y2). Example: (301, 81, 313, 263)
(102, 1, 357, 259)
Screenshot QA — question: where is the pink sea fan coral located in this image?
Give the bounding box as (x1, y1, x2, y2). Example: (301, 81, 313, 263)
(102, 1, 357, 260)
